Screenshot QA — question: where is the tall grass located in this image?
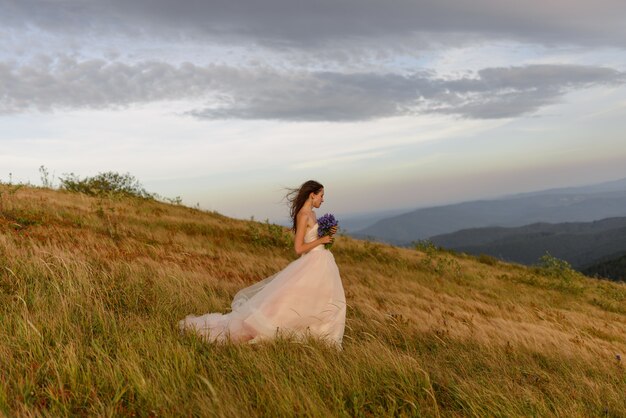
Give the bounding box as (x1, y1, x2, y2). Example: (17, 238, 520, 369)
(1, 184, 625, 417)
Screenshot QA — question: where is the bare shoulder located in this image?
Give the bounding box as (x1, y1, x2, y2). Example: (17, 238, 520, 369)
(297, 209, 315, 228)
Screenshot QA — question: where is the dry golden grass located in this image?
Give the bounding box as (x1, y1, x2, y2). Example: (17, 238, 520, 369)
(1, 184, 625, 417)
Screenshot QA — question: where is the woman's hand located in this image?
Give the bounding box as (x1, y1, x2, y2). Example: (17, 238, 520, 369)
(318, 226, 337, 246)
(320, 234, 334, 245)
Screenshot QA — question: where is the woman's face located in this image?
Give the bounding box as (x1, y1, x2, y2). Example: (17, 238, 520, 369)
(311, 188, 324, 208)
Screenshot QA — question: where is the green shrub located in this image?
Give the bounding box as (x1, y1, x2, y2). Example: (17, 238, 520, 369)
(478, 254, 498, 266)
(413, 239, 438, 255)
(536, 252, 576, 281)
(59, 171, 154, 199)
(534, 252, 587, 294)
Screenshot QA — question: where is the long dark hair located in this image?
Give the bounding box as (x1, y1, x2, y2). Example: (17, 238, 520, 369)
(285, 180, 324, 232)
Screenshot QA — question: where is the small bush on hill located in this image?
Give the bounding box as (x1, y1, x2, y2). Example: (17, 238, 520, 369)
(413, 239, 438, 254)
(535, 252, 587, 295)
(478, 254, 498, 266)
(59, 171, 154, 199)
(536, 252, 577, 281)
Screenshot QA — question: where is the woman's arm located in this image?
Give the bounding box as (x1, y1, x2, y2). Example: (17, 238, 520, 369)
(293, 212, 333, 255)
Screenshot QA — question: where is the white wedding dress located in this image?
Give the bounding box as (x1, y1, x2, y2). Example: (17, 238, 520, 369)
(178, 222, 346, 348)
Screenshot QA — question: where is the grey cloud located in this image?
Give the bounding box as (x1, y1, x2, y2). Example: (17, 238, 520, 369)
(189, 65, 626, 121)
(189, 71, 438, 121)
(0, 56, 219, 113)
(1, 56, 624, 120)
(429, 65, 626, 119)
(3, 0, 626, 49)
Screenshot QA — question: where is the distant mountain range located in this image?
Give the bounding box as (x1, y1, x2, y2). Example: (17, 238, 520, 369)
(336, 208, 412, 233)
(583, 253, 626, 282)
(352, 176, 626, 245)
(428, 216, 626, 270)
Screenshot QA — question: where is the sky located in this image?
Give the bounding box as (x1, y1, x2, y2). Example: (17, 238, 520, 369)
(2, 0, 626, 223)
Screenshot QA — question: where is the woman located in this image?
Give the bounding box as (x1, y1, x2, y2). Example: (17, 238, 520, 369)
(179, 180, 347, 348)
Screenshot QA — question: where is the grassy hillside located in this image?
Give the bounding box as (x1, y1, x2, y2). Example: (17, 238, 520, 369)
(1, 184, 626, 417)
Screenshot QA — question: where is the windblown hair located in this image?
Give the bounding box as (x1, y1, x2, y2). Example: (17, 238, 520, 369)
(285, 180, 324, 232)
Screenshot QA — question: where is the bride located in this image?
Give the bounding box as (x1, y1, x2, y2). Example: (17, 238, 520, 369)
(179, 180, 347, 348)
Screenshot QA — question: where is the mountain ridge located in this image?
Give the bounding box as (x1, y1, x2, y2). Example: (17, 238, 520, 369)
(428, 216, 626, 271)
(353, 177, 626, 244)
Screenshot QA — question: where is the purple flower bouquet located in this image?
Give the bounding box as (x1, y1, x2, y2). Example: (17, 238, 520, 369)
(317, 213, 339, 249)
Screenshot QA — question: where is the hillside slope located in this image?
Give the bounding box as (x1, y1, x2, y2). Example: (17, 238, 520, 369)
(1, 184, 625, 417)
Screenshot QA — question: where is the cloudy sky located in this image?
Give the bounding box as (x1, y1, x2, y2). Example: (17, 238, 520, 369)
(2, 0, 626, 222)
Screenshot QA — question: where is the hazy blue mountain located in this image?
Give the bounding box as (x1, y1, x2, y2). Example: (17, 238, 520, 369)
(336, 208, 412, 233)
(428, 217, 626, 269)
(505, 176, 626, 197)
(353, 176, 626, 245)
(270, 208, 410, 233)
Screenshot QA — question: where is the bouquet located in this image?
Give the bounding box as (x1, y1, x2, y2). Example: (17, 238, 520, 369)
(317, 213, 338, 249)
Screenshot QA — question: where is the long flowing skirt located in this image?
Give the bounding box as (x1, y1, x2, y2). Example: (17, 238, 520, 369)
(179, 248, 346, 348)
